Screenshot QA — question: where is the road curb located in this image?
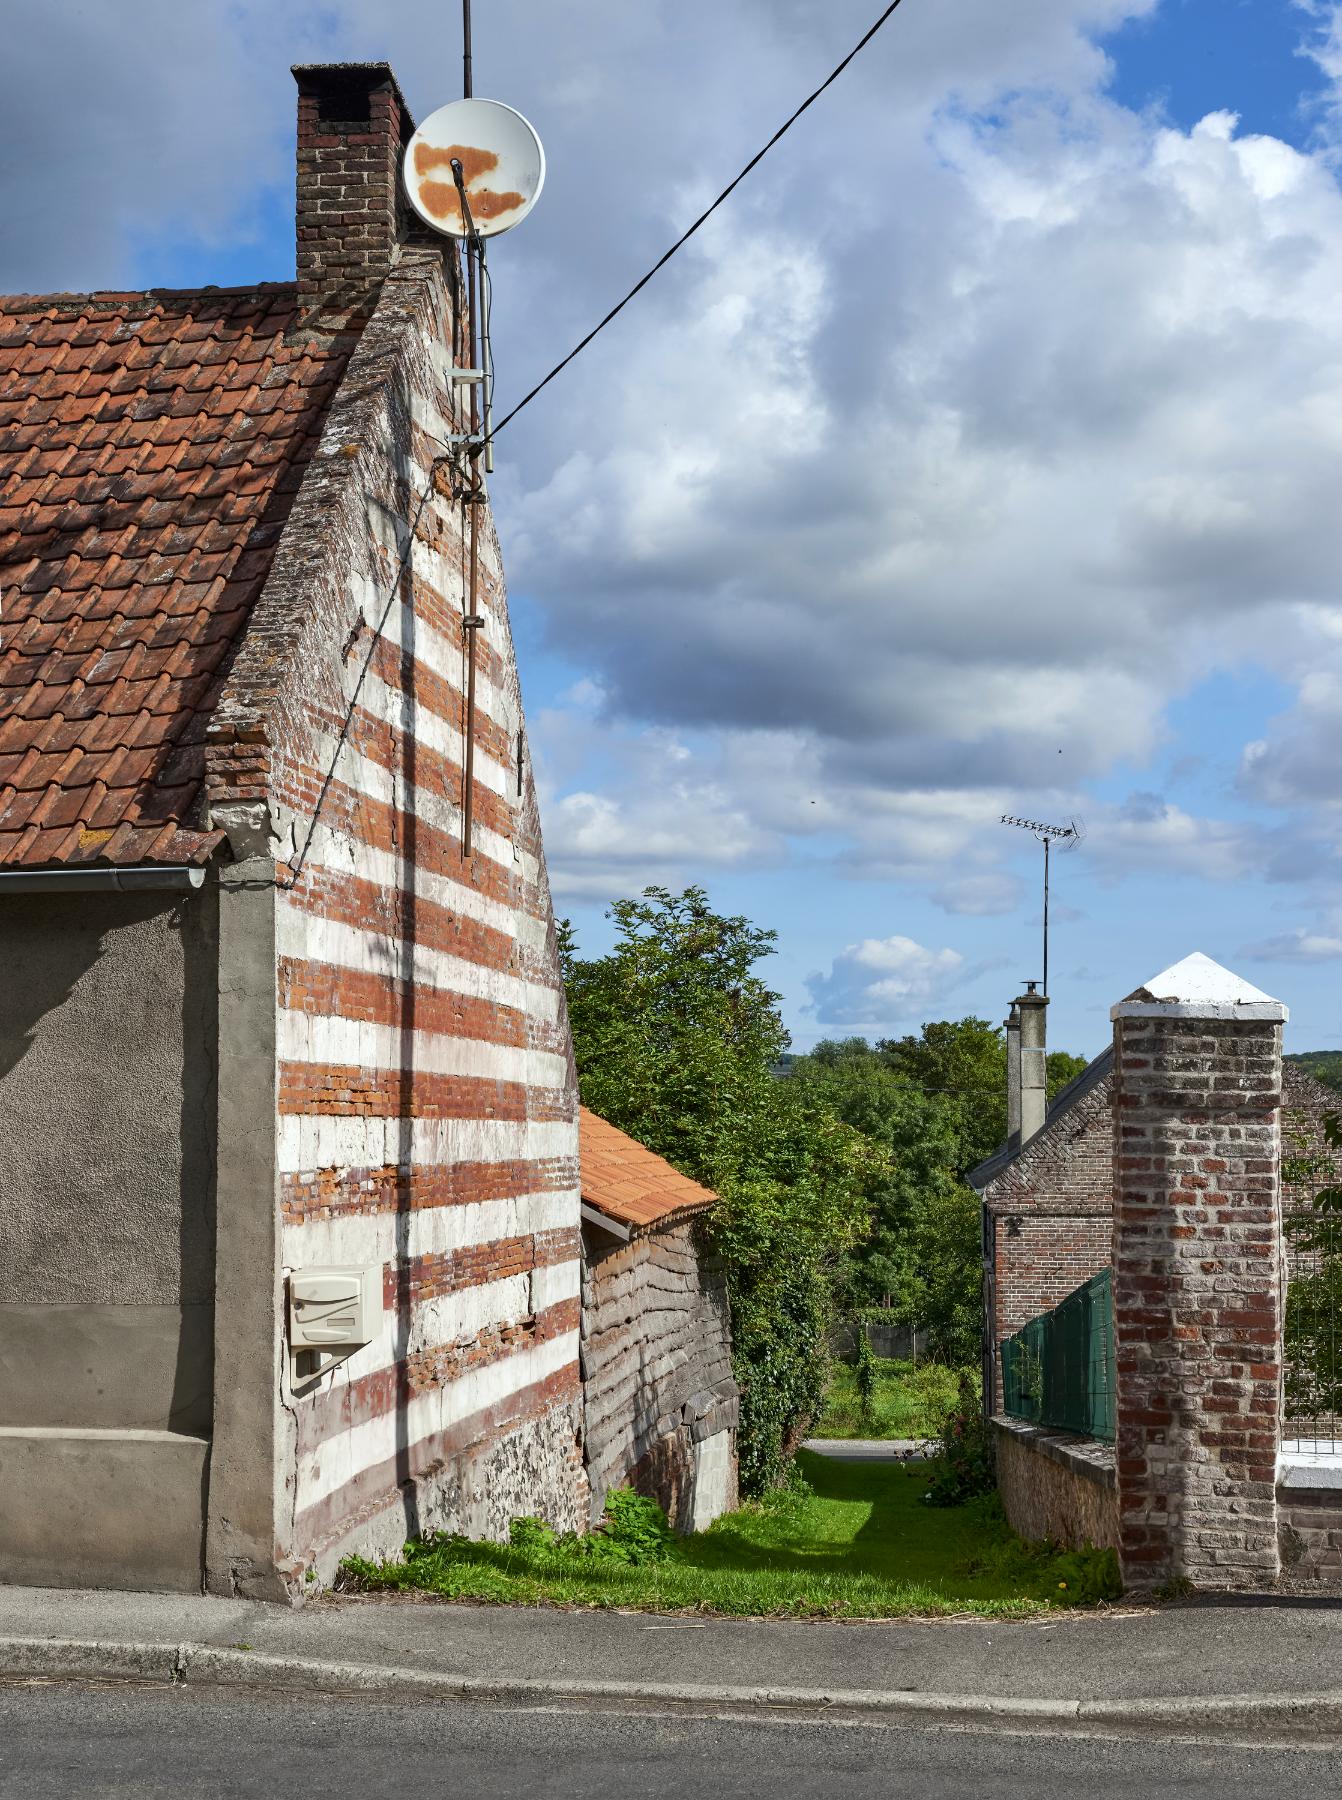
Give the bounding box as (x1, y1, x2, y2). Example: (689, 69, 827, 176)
(3, 1637, 1342, 1736)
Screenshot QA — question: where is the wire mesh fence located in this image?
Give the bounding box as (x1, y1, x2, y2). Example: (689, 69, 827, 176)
(1282, 1106, 1342, 1452)
(1000, 1268, 1115, 1442)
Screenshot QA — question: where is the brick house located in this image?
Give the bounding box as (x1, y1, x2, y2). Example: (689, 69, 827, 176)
(579, 1108, 739, 1532)
(0, 62, 588, 1598)
(970, 969, 1341, 1417)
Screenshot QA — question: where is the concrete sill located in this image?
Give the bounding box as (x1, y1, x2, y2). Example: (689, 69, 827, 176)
(1278, 1441, 1342, 1492)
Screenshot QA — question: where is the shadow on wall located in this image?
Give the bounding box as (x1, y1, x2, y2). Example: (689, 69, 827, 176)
(0, 888, 218, 1440)
(0, 892, 116, 1082)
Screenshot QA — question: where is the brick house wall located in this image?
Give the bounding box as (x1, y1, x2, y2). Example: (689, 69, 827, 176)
(978, 1050, 1341, 1417)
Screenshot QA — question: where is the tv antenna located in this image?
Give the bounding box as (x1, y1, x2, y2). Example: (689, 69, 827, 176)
(400, 0, 546, 857)
(1000, 815, 1084, 999)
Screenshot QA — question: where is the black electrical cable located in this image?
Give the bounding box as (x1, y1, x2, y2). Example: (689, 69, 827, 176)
(489, 0, 909, 439)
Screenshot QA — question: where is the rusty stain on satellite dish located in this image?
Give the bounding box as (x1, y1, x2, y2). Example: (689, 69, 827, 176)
(414, 145, 525, 228)
(403, 98, 545, 239)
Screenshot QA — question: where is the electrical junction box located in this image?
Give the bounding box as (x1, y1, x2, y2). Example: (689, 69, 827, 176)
(289, 1266, 384, 1350)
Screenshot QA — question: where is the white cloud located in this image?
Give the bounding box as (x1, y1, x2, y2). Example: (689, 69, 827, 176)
(1243, 928, 1342, 962)
(806, 935, 972, 1029)
(932, 873, 1026, 917)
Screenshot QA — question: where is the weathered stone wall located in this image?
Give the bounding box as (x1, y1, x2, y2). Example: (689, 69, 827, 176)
(1112, 1009, 1284, 1590)
(582, 1220, 739, 1531)
(1278, 1483, 1342, 1583)
(992, 1418, 1119, 1551)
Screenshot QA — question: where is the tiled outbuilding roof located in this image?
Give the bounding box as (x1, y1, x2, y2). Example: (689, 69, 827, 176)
(579, 1106, 720, 1236)
(0, 286, 355, 867)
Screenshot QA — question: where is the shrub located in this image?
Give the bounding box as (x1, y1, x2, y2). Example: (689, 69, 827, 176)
(923, 1373, 995, 1507)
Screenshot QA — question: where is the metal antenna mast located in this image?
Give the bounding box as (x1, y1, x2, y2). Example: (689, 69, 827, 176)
(457, 0, 482, 855)
(398, 5, 544, 860)
(1000, 815, 1081, 999)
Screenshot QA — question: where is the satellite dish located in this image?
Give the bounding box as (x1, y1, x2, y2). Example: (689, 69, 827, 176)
(404, 98, 546, 239)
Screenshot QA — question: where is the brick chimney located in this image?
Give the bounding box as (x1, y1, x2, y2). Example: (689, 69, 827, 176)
(293, 63, 414, 318)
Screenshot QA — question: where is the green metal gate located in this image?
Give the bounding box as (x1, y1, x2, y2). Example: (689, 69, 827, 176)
(1000, 1268, 1115, 1442)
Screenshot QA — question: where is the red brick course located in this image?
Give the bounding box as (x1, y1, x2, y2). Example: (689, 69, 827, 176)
(278, 957, 567, 1055)
(278, 1061, 570, 1123)
(281, 1157, 578, 1224)
(391, 1226, 580, 1306)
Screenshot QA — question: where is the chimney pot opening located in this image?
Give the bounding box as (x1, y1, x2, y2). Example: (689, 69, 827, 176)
(316, 79, 374, 125)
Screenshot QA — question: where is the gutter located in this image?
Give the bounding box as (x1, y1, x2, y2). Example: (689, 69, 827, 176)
(0, 865, 206, 894)
(581, 1204, 632, 1243)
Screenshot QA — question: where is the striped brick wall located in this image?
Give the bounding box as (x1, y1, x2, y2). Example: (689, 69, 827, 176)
(207, 246, 587, 1580)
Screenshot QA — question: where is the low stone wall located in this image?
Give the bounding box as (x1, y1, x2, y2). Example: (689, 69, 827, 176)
(993, 1416, 1119, 1551)
(1278, 1458, 1342, 1584)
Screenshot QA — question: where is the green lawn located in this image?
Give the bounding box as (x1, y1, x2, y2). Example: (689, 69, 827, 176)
(813, 1358, 969, 1440)
(340, 1450, 1119, 1619)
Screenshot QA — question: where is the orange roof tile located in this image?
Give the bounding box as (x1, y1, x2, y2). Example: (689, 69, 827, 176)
(579, 1106, 720, 1235)
(0, 286, 357, 867)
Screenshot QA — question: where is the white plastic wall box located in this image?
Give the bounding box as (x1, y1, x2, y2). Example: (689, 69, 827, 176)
(289, 1266, 384, 1348)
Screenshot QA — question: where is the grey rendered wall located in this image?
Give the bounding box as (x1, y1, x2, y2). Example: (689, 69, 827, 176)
(0, 889, 217, 1435)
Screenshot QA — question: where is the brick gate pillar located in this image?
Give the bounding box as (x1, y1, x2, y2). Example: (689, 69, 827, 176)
(1111, 953, 1286, 1591)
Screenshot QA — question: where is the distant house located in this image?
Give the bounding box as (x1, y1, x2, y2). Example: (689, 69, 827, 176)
(969, 985, 1340, 1415)
(0, 62, 588, 1598)
(579, 1108, 739, 1531)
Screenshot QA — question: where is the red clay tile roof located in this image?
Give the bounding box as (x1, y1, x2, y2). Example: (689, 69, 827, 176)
(0, 286, 355, 867)
(579, 1106, 720, 1235)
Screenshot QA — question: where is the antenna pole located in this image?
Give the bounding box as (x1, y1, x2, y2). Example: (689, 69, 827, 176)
(1001, 813, 1081, 1000)
(1043, 832, 1050, 1000)
(462, 0, 473, 97)
(452, 159, 485, 861)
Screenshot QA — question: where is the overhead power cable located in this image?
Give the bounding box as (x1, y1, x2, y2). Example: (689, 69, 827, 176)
(489, 0, 909, 439)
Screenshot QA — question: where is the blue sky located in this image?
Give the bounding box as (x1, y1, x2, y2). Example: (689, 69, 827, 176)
(7, 0, 1342, 1062)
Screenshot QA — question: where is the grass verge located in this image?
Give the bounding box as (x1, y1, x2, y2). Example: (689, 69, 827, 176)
(814, 1359, 968, 1440)
(341, 1449, 1120, 1620)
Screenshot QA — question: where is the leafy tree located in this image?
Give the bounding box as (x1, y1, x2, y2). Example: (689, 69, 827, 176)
(1047, 1049, 1091, 1102)
(791, 1027, 1093, 1366)
(1287, 1052, 1342, 1097)
(877, 1018, 1009, 1174)
(561, 890, 885, 1493)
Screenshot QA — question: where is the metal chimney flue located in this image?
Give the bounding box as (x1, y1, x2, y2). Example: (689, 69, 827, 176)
(1005, 1001, 1022, 1151)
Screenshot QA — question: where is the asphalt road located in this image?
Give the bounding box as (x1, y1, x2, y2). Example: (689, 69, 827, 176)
(3, 1682, 1342, 1799)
